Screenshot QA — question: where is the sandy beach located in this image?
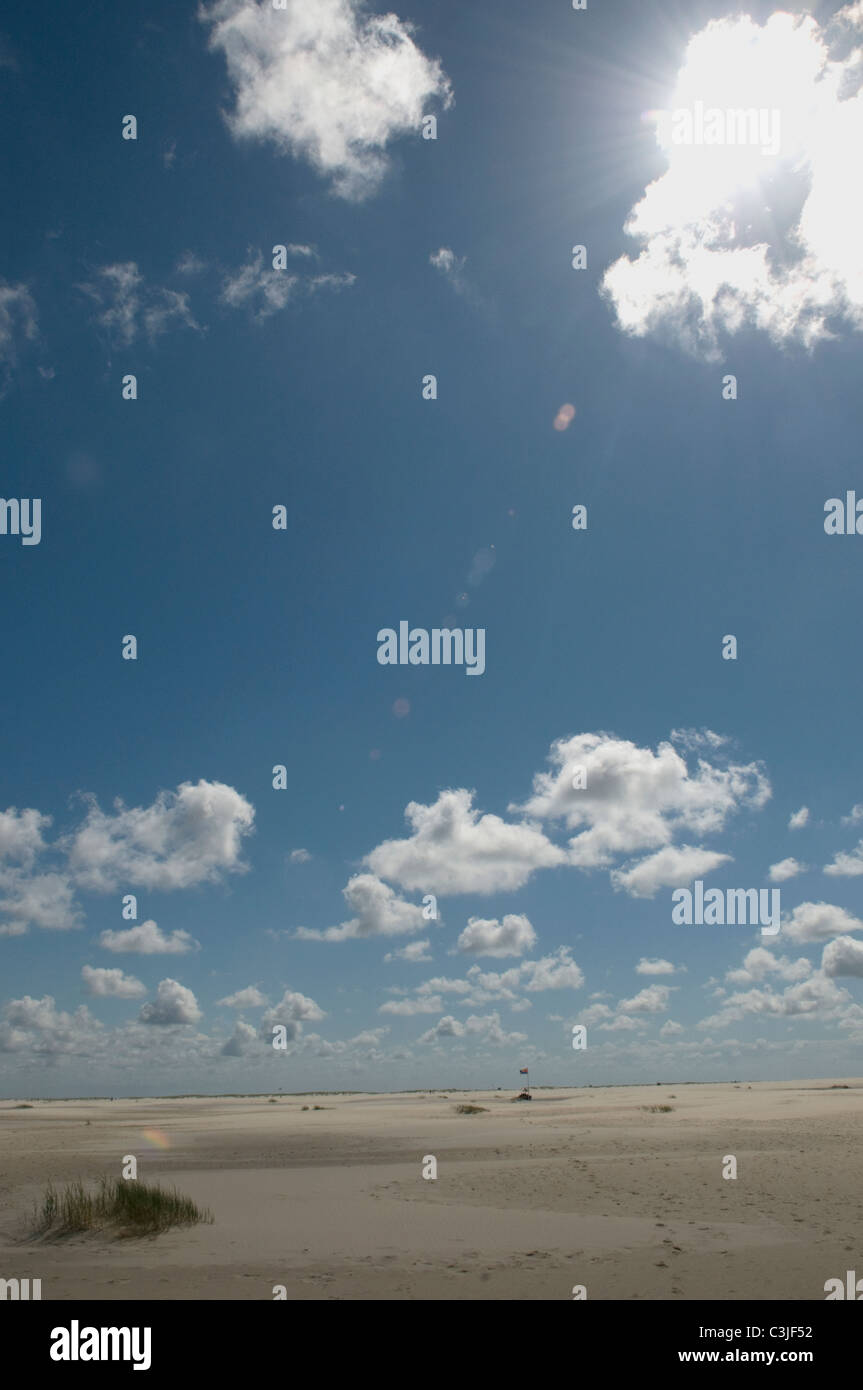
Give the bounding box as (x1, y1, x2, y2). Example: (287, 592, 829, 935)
(1, 1080, 861, 1300)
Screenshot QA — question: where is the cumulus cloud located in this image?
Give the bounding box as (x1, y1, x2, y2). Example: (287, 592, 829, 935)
(0, 871, 81, 934)
(824, 841, 863, 876)
(512, 732, 768, 870)
(261, 989, 325, 1041)
(98, 920, 199, 955)
(789, 806, 810, 830)
(617, 984, 673, 1014)
(611, 844, 732, 898)
(220, 250, 354, 319)
(81, 965, 146, 999)
(388, 948, 584, 1013)
(0, 808, 50, 864)
(660, 1019, 684, 1037)
(216, 985, 267, 1007)
(139, 979, 202, 1026)
(0, 810, 81, 935)
(221, 1019, 259, 1055)
(699, 971, 851, 1028)
(725, 947, 812, 986)
(289, 848, 312, 863)
(295, 873, 427, 941)
(822, 934, 863, 978)
(365, 789, 566, 895)
(635, 958, 678, 975)
(65, 780, 254, 893)
(519, 947, 584, 992)
(455, 913, 537, 958)
(383, 939, 432, 963)
(354, 734, 767, 907)
(780, 901, 863, 944)
(379, 994, 443, 1016)
(841, 804, 863, 827)
(200, 0, 453, 199)
(601, 8, 863, 358)
(0, 995, 103, 1056)
(769, 857, 806, 882)
(600, 1014, 644, 1032)
(78, 262, 200, 346)
(417, 1010, 526, 1047)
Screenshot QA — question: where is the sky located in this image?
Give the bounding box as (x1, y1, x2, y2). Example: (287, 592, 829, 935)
(2, 0, 863, 1097)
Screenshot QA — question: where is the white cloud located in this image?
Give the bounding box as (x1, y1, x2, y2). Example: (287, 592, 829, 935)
(660, 1020, 684, 1037)
(81, 965, 146, 999)
(512, 732, 767, 870)
(390, 948, 584, 1014)
(841, 804, 863, 826)
(220, 250, 354, 319)
(781, 901, 863, 943)
(98, 920, 199, 955)
(221, 1020, 259, 1055)
(769, 856, 806, 882)
(520, 947, 584, 992)
(417, 1010, 526, 1047)
(822, 934, 863, 978)
(296, 873, 427, 941)
(176, 251, 209, 275)
(379, 994, 443, 1016)
(383, 939, 432, 963)
(611, 844, 732, 898)
(618, 984, 673, 1014)
(824, 840, 863, 876)
(0, 871, 81, 934)
(725, 948, 812, 985)
(261, 989, 326, 1041)
(669, 728, 729, 752)
(365, 788, 567, 895)
(0, 280, 38, 371)
(0, 995, 103, 1056)
(216, 985, 268, 1008)
(139, 979, 202, 1026)
(455, 913, 537, 958)
(65, 780, 254, 893)
(78, 263, 200, 345)
(789, 806, 810, 830)
(289, 848, 312, 863)
(0, 808, 50, 864)
(635, 958, 678, 975)
(601, 8, 863, 358)
(0, 810, 77, 935)
(599, 1014, 644, 1032)
(699, 971, 851, 1028)
(430, 247, 470, 296)
(580, 1002, 614, 1025)
(200, 0, 452, 200)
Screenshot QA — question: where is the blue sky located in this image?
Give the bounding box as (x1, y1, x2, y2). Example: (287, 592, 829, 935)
(2, 0, 863, 1096)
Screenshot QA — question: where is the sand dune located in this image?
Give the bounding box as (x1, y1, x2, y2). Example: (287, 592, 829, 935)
(1, 1080, 860, 1299)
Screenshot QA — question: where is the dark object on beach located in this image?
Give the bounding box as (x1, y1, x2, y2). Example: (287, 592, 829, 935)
(514, 1089, 532, 1101)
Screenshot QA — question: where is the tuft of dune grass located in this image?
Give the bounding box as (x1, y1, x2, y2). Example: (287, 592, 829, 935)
(454, 1103, 487, 1114)
(33, 1176, 213, 1239)
(641, 1104, 674, 1113)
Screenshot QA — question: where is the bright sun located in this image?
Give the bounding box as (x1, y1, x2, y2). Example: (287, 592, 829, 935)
(650, 12, 824, 204)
